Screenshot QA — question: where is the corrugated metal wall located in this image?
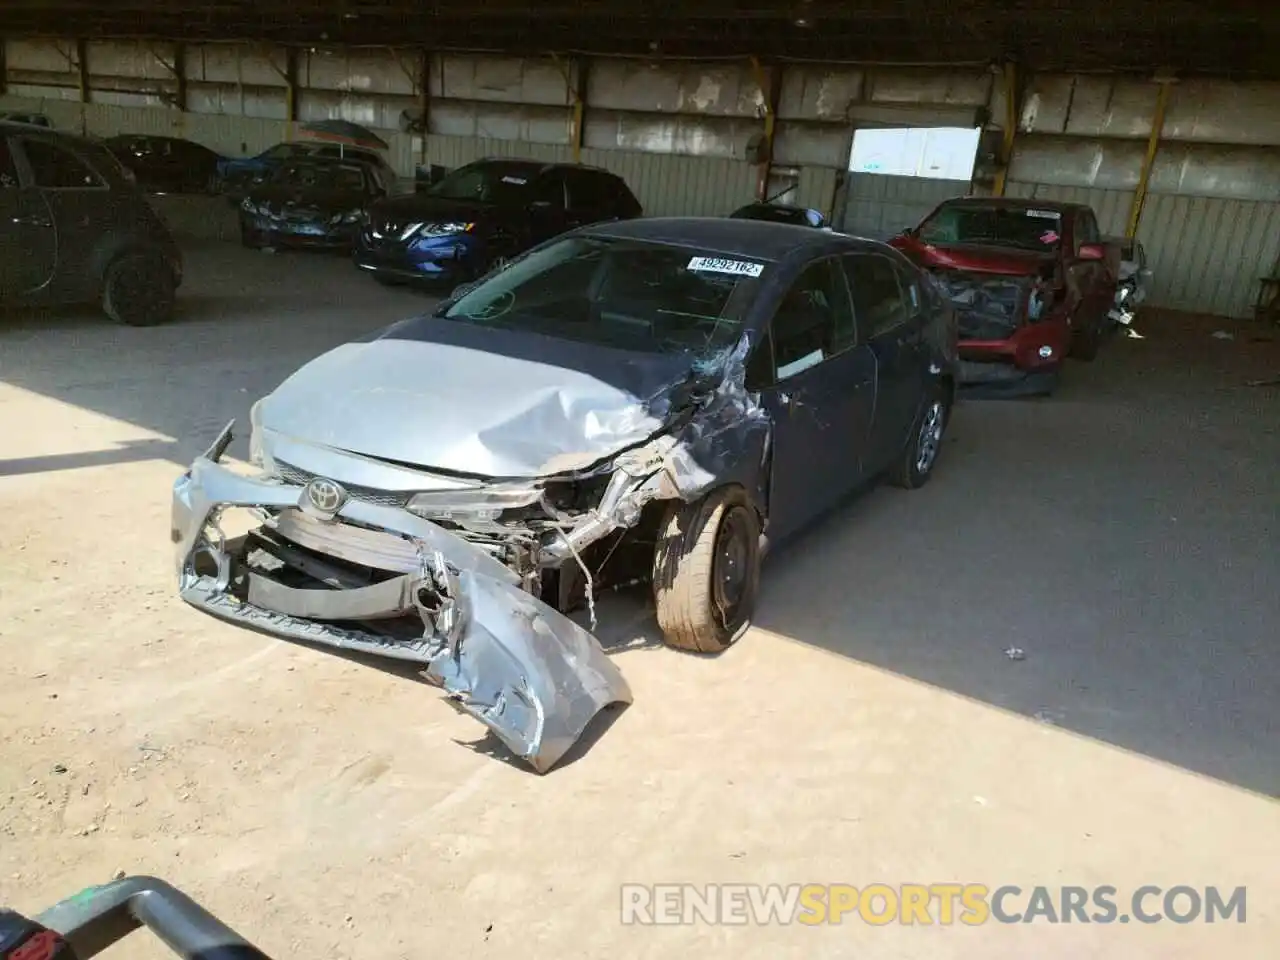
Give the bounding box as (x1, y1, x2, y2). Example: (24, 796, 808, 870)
(1008, 75, 1280, 318)
(838, 173, 971, 239)
(4, 37, 1280, 318)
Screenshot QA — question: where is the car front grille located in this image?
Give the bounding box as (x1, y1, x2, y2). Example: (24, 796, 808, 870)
(274, 461, 411, 509)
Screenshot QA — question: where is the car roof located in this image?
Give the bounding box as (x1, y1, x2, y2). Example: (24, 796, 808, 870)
(0, 120, 97, 149)
(581, 216, 876, 261)
(466, 156, 621, 178)
(734, 202, 811, 214)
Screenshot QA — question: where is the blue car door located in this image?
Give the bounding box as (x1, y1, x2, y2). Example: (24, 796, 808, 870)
(757, 256, 877, 542)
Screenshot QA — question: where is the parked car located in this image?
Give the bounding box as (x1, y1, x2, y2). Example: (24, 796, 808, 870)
(890, 197, 1119, 395)
(352, 157, 643, 287)
(0, 121, 182, 326)
(1107, 237, 1151, 328)
(0, 111, 52, 128)
(103, 134, 224, 195)
(730, 201, 830, 229)
(218, 141, 396, 201)
(172, 217, 958, 773)
(238, 157, 386, 251)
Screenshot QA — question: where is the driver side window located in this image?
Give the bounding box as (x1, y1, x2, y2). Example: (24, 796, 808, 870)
(768, 259, 850, 382)
(529, 172, 566, 209)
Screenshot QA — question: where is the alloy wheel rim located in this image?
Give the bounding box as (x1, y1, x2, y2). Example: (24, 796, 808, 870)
(915, 401, 945, 474)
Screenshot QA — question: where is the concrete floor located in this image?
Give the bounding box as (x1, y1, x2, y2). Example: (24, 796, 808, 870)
(1, 241, 1277, 958)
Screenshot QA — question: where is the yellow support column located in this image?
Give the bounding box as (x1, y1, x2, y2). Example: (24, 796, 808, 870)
(1127, 75, 1174, 238)
(992, 60, 1018, 197)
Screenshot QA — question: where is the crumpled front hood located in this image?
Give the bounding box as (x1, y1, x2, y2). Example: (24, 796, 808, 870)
(260, 317, 698, 478)
(250, 185, 365, 218)
(892, 236, 1057, 278)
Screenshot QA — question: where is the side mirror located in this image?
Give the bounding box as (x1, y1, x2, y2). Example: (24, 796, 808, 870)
(1078, 242, 1106, 261)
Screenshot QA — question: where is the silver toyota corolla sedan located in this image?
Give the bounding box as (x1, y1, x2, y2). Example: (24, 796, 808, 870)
(171, 217, 958, 773)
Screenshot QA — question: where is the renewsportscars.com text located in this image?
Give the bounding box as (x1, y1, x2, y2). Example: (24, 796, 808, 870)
(620, 883, 1247, 926)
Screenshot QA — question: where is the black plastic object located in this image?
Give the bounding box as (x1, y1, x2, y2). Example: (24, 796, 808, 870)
(29, 877, 273, 960)
(0, 909, 77, 960)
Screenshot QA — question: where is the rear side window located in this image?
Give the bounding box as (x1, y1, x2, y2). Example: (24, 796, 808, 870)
(20, 139, 106, 189)
(529, 171, 567, 209)
(842, 254, 909, 338)
(566, 170, 640, 218)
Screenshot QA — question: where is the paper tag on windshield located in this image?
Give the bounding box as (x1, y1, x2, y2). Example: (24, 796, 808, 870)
(1026, 208, 1061, 220)
(501, 175, 527, 185)
(687, 256, 764, 277)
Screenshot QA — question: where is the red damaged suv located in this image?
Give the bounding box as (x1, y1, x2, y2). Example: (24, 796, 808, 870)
(890, 198, 1119, 396)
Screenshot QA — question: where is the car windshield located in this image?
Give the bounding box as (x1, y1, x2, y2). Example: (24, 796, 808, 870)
(273, 161, 367, 192)
(439, 236, 764, 355)
(425, 161, 540, 203)
(917, 203, 1063, 251)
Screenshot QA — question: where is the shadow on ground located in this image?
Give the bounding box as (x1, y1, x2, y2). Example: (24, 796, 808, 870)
(3, 242, 1278, 795)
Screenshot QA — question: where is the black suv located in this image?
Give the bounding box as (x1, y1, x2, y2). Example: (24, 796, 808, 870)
(353, 157, 642, 287)
(0, 122, 182, 326)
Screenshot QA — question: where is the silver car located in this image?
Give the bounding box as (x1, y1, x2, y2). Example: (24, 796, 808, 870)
(172, 217, 958, 772)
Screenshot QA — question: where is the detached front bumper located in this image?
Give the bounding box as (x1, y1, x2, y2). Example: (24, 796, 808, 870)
(171, 425, 632, 774)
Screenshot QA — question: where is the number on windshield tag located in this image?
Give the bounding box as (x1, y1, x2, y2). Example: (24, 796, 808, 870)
(687, 256, 765, 277)
(1025, 208, 1062, 220)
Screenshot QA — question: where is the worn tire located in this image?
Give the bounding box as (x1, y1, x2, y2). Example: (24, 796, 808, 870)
(652, 486, 762, 654)
(887, 385, 949, 490)
(102, 252, 176, 327)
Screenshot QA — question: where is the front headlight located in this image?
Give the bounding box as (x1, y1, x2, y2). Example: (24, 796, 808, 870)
(406, 486, 543, 522)
(414, 221, 476, 240)
(331, 208, 364, 225)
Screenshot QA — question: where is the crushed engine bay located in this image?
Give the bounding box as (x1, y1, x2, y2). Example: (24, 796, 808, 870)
(931, 271, 1041, 340)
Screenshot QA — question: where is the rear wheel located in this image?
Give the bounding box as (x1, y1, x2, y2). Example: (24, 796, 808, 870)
(102, 252, 176, 327)
(887, 386, 949, 489)
(653, 487, 762, 654)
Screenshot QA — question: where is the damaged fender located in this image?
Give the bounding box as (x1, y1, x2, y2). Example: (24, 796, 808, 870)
(171, 428, 632, 774)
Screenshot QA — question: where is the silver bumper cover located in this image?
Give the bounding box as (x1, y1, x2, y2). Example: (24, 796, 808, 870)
(171, 427, 632, 774)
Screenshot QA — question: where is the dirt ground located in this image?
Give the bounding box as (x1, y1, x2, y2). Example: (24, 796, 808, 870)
(1, 242, 1278, 958)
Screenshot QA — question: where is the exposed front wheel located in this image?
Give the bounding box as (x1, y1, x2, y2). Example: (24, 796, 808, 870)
(652, 486, 762, 654)
(887, 388, 949, 489)
(102, 252, 176, 327)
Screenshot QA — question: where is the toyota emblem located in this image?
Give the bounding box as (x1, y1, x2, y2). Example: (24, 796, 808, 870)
(303, 477, 347, 515)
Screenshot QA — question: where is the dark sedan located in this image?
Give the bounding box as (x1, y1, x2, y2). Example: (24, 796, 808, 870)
(729, 202, 830, 229)
(103, 134, 224, 195)
(172, 216, 957, 772)
(1, 121, 182, 326)
(353, 157, 642, 288)
(238, 158, 386, 251)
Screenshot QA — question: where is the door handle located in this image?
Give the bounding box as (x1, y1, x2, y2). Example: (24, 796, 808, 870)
(778, 390, 807, 410)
